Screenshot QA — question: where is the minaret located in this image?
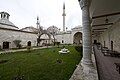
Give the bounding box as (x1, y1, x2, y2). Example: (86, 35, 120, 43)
(36, 16, 42, 34)
(62, 3, 66, 32)
(36, 16, 40, 29)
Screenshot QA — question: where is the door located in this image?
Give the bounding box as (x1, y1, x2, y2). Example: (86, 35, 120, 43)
(3, 42, 9, 49)
(111, 41, 113, 51)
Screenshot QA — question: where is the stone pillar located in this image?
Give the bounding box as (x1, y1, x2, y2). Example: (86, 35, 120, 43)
(78, 0, 93, 66)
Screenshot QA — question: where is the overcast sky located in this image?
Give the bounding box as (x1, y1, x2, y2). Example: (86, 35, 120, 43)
(0, 0, 82, 30)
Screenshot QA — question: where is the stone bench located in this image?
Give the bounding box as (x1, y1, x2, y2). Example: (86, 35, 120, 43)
(109, 51, 120, 57)
(101, 47, 109, 55)
(101, 47, 120, 57)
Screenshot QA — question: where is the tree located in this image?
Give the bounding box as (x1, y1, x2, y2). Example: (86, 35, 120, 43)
(13, 40, 22, 49)
(56, 42, 60, 48)
(51, 26, 56, 46)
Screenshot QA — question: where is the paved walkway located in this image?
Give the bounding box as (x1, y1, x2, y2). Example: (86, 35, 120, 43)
(94, 45, 120, 80)
(0, 46, 52, 54)
(69, 52, 98, 80)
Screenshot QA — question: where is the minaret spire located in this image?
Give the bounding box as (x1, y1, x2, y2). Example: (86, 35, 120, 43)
(36, 16, 39, 29)
(36, 16, 42, 34)
(62, 3, 66, 32)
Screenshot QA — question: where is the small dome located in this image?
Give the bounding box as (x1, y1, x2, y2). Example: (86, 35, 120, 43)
(0, 11, 18, 30)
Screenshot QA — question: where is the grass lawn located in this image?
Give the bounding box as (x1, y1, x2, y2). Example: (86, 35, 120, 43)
(0, 46, 82, 80)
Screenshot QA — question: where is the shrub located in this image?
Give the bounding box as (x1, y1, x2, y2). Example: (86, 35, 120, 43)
(53, 42, 60, 47)
(13, 40, 22, 49)
(56, 42, 60, 48)
(75, 46, 83, 56)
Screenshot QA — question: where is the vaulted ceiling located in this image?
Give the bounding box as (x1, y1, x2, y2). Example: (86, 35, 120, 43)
(89, 0, 120, 35)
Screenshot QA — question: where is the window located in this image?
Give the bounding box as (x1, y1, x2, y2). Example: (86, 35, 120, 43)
(4, 14, 6, 18)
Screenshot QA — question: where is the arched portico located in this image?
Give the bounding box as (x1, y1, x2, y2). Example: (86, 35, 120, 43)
(73, 32, 82, 45)
(37, 33, 52, 46)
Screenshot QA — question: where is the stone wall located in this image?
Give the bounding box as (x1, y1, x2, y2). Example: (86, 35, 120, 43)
(98, 19, 120, 52)
(55, 33, 73, 44)
(0, 28, 37, 49)
(55, 30, 82, 45)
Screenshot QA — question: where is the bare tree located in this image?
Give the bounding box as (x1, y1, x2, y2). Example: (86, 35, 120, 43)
(51, 25, 56, 46)
(13, 40, 22, 48)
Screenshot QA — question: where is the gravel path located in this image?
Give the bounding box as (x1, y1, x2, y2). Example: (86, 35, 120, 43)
(0, 46, 52, 54)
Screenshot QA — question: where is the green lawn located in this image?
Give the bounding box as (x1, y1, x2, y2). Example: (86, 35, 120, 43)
(0, 46, 82, 80)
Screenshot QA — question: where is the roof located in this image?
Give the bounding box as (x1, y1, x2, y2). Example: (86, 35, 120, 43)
(0, 11, 19, 29)
(0, 18, 19, 29)
(20, 26, 38, 33)
(72, 25, 82, 30)
(0, 12, 10, 16)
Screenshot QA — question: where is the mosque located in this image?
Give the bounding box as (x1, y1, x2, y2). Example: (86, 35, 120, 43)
(0, 4, 82, 49)
(0, 0, 120, 79)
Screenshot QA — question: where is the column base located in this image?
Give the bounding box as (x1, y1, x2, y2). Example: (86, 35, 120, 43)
(81, 58, 94, 74)
(81, 58, 93, 66)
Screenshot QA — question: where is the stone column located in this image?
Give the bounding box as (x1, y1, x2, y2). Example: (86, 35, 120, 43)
(78, 0, 93, 66)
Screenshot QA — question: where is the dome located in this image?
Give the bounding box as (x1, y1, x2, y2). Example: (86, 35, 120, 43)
(0, 12, 19, 30)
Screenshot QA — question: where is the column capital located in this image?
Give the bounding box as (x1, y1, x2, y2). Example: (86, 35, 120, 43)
(78, 0, 91, 9)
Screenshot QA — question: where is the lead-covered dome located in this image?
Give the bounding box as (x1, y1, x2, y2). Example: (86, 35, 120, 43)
(0, 12, 19, 30)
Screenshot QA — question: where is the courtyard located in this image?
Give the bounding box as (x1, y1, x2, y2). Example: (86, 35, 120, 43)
(0, 45, 82, 80)
(0, 0, 120, 80)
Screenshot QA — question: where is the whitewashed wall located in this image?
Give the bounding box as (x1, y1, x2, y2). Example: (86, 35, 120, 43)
(97, 19, 120, 52)
(55, 33, 72, 44)
(0, 28, 37, 48)
(55, 29, 82, 44)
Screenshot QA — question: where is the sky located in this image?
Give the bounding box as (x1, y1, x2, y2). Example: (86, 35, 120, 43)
(0, 0, 82, 30)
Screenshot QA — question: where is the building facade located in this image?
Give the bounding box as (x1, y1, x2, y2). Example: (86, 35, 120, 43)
(0, 12, 37, 49)
(0, 11, 83, 49)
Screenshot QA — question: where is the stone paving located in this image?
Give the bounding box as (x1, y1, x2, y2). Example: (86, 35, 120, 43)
(69, 54, 98, 80)
(0, 46, 52, 54)
(94, 45, 120, 80)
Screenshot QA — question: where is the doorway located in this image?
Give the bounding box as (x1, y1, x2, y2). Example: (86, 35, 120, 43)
(27, 41, 31, 46)
(94, 40, 97, 44)
(111, 41, 113, 51)
(3, 42, 9, 49)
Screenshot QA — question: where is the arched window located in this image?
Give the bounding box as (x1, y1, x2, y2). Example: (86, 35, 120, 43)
(4, 14, 6, 18)
(62, 40, 64, 43)
(7, 15, 9, 19)
(1, 14, 2, 18)
(111, 41, 113, 51)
